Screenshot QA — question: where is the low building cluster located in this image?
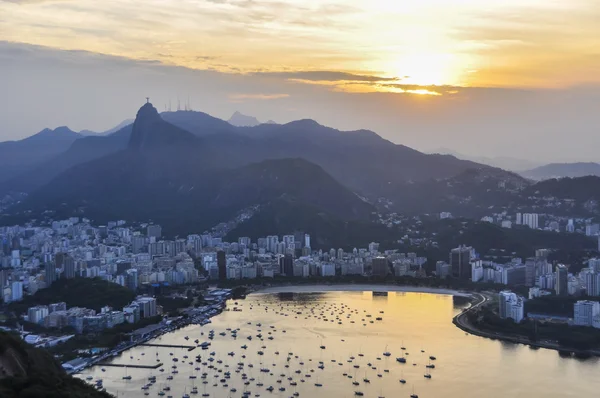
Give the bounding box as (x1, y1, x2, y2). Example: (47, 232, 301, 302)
(25, 295, 157, 334)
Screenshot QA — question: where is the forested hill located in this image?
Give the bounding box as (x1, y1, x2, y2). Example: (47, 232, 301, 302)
(0, 331, 112, 398)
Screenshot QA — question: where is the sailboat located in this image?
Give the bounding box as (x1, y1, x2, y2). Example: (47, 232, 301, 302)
(396, 351, 407, 363)
(410, 386, 419, 398)
(182, 386, 190, 398)
(383, 344, 391, 357)
(122, 367, 132, 380)
(424, 367, 432, 379)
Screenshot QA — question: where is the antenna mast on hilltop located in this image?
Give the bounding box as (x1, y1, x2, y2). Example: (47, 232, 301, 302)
(145, 97, 150, 104)
(177, 96, 181, 111)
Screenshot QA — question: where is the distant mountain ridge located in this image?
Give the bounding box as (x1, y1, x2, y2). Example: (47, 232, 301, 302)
(3, 103, 526, 236)
(430, 148, 541, 171)
(228, 111, 261, 127)
(521, 162, 600, 180)
(129, 103, 197, 150)
(79, 118, 134, 136)
(0, 126, 82, 183)
(11, 103, 374, 236)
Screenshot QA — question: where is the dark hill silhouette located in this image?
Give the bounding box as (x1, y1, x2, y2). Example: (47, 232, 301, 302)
(13, 103, 373, 235)
(161, 110, 235, 136)
(3, 103, 525, 233)
(525, 176, 600, 202)
(1, 108, 517, 201)
(0, 125, 132, 195)
(0, 331, 111, 397)
(0, 126, 82, 183)
(128, 103, 196, 150)
(521, 162, 600, 180)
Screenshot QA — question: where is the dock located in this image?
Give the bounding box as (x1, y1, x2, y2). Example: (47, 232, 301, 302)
(139, 343, 197, 351)
(96, 362, 164, 369)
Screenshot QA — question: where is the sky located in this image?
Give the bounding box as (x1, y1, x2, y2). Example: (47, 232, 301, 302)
(1, 0, 599, 164)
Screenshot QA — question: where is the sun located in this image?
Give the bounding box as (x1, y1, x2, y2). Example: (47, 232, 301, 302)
(393, 52, 459, 86)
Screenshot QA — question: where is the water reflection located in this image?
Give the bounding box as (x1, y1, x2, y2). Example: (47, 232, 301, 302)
(78, 290, 599, 398)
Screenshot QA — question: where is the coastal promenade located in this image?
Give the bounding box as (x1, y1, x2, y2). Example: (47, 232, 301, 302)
(453, 292, 600, 357)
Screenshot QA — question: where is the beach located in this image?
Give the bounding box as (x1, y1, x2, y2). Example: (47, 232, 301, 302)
(252, 284, 472, 297)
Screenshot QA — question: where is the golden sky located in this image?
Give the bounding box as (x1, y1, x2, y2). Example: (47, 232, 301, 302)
(2, 0, 599, 91)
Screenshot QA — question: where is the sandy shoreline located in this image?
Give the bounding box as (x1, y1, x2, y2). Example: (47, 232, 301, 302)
(251, 284, 472, 297)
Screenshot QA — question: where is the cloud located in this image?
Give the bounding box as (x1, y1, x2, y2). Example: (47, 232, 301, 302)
(2, 41, 600, 165)
(254, 70, 397, 82)
(228, 93, 290, 101)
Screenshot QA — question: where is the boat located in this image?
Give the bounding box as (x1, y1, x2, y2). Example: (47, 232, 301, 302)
(383, 345, 391, 357)
(410, 386, 419, 398)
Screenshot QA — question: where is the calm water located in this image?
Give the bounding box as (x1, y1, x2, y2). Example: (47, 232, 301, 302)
(79, 290, 599, 398)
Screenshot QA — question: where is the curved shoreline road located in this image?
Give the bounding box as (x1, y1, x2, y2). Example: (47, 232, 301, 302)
(453, 292, 488, 331)
(453, 292, 600, 356)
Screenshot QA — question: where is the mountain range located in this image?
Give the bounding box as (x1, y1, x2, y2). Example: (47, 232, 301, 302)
(430, 148, 542, 171)
(228, 111, 261, 127)
(521, 162, 600, 180)
(2, 103, 525, 239)
(0, 126, 82, 183)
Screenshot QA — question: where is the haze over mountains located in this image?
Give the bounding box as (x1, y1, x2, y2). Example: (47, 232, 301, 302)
(521, 162, 600, 181)
(3, 102, 594, 238)
(8, 103, 381, 237)
(0, 126, 82, 183)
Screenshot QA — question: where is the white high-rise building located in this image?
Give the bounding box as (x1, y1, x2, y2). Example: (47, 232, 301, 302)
(573, 301, 600, 327)
(498, 290, 524, 323)
(471, 260, 483, 282)
(522, 213, 539, 229)
(304, 234, 311, 249)
(266, 236, 279, 253)
(368, 242, 379, 254)
(566, 219, 574, 233)
(282, 235, 295, 249)
(584, 272, 600, 297)
(589, 258, 600, 273)
(586, 224, 600, 237)
(11, 281, 23, 302)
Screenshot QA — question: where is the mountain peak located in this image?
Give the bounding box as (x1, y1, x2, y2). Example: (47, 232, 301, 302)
(128, 102, 196, 150)
(136, 102, 161, 122)
(228, 111, 261, 127)
(24, 126, 80, 142)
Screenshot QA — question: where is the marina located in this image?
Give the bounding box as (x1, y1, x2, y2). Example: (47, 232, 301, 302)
(78, 289, 600, 398)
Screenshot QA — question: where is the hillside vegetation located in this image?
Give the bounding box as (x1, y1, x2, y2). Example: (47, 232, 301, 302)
(9, 277, 135, 315)
(0, 331, 112, 398)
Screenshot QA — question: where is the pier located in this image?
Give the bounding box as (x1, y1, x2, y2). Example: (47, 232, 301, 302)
(139, 343, 197, 351)
(96, 362, 164, 369)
